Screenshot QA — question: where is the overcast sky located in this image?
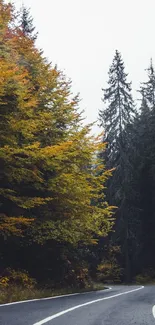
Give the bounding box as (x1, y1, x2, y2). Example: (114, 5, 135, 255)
(9, 0, 155, 134)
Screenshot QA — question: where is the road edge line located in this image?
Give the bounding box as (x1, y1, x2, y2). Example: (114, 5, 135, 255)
(32, 286, 144, 325)
(0, 287, 111, 307)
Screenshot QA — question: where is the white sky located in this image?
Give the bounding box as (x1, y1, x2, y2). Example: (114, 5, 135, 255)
(9, 0, 155, 134)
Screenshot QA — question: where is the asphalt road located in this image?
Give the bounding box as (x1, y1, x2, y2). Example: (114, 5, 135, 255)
(0, 285, 155, 325)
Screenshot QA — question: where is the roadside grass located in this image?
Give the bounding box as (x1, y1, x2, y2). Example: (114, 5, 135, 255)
(135, 279, 155, 285)
(0, 282, 106, 304)
(134, 272, 155, 285)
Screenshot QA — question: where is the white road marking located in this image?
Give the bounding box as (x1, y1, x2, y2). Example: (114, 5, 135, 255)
(33, 286, 144, 325)
(152, 305, 155, 318)
(0, 288, 111, 307)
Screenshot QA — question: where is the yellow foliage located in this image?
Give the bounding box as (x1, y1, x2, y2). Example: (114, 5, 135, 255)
(0, 269, 36, 288)
(0, 214, 34, 236)
(0, 1, 114, 244)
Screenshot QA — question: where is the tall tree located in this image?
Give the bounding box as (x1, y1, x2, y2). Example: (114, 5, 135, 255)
(140, 59, 155, 110)
(0, 0, 114, 286)
(136, 61, 155, 272)
(99, 50, 135, 168)
(99, 50, 136, 282)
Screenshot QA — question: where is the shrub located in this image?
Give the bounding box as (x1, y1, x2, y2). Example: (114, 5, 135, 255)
(97, 261, 122, 283)
(63, 265, 90, 289)
(0, 269, 36, 289)
(135, 268, 155, 284)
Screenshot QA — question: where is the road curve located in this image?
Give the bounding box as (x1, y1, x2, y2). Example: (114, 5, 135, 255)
(0, 285, 155, 324)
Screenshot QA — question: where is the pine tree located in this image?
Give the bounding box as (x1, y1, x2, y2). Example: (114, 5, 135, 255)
(19, 5, 38, 40)
(140, 59, 155, 110)
(99, 50, 136, 282)
(121, 61, 155, 278)
(137, 61, 155, 271)
(99, 50, 135, 169)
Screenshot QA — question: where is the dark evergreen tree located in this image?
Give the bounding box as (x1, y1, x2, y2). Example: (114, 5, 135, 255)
(99, 50, 136, 282)
(121, 60, 155, 278)
(99, 50, 135, 168)
(19, 5, 38, 40)
(137, 61, 155, 272)
(140, 59, 155, 110)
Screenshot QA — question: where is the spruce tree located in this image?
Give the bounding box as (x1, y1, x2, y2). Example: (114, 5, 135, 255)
(99, 50, 135, 206)
(99, 50, 135, 168)
(19, 5, 38, 40)
(99, 50, 136, 282)
(140, 59, 155, 110)
(138, 61, 155, 270)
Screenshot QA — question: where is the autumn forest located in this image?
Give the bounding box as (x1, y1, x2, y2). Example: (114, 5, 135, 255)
(0, 1, 155, 301)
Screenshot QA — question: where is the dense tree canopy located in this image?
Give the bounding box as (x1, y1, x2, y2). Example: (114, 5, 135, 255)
(0, 0, 114, 288)
(1, 1, 155, 292)
(99, 52, 155, 283)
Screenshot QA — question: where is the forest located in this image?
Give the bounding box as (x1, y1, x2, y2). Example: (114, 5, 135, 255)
(0, 0, 155, 302)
